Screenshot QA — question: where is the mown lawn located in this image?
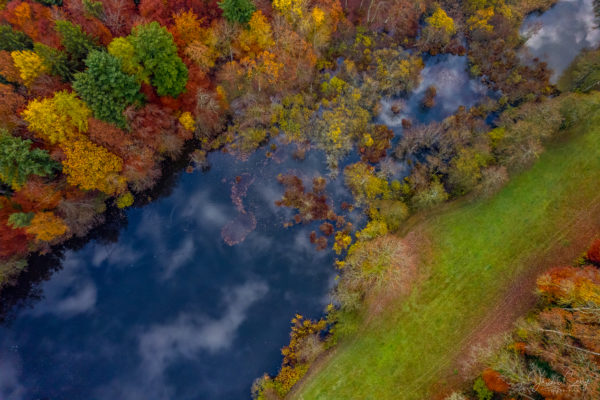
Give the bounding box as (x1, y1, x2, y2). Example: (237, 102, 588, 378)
(292, 114, 600, 399)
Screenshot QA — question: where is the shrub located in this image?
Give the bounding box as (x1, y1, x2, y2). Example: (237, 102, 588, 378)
(473, 377, 493, 400)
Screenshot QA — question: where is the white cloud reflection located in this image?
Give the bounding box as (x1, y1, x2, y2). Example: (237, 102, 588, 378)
(27, 252, 97, 318)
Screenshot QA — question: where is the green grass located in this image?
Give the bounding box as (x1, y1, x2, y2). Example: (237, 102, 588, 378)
(292, 113, 600, 399)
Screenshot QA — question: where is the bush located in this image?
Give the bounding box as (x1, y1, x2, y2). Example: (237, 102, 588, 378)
(473, 377, 493, 400)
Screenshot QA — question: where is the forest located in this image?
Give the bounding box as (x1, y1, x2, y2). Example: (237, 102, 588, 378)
(1, 0, 600, 397)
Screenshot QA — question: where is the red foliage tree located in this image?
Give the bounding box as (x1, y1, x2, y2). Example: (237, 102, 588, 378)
(1, 1, 61, 47)
(0, 198, 31, 258)
(586, 238, 600, 265)
(482, 368, 510, 393)
(11, 177, 62, 213)
(60, 0, 113, 45)
(102, 0, 137, 37)
(0, 83, 25, 131)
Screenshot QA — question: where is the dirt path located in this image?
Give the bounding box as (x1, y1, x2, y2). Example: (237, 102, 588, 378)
(432, 194, 600, 398)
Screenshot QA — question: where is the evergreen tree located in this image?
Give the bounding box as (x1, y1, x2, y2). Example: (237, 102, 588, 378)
(129, 22, 188, 97)
(0, 25, 33, 52)
(34, 43, 72, 81)
(0, 130, 59, 189)
(218, 0, 256, 24)
(55, 20, 101, 73)
(73, 50, 143, 127)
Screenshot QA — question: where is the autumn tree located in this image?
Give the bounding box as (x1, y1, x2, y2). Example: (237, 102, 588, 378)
(129, 22, 188, 97)
(233, 11, 273, 57)
(25, 211, 68, 242)
(11, 49, 48, 86)
(22, 90, 91, 145)
(420, 7, 456, 53)
(0, 83, 25, 130)
(0, 198, 30, 258)
(0, 129, 59, 189)
(2, 1, 60, 47)
(62, 137, 126, 194)
(241, 50, 283, 92)
(344, 162, 391, 205)
(171, 10, 202, 48)
(107, 37, 148, 83)
(218, 0, 256, 24)
(73, 50, 142, 127)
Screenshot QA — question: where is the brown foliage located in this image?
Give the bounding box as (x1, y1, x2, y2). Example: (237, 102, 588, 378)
(11, 177, 62, 213)
(1, 1, 60, 47)
(586, 238, 600, 265)
(87, 117, 132, 158)
(275, 174, 337, 224)
(481, 368, 509, 393)
(360, 124, 393, 163)
(0, 197, 31, 258)
(0, 51, 21, 84)
(0, 83, 25, 131)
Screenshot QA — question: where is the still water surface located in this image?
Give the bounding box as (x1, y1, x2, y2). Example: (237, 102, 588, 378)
(0, 1, 597, 397)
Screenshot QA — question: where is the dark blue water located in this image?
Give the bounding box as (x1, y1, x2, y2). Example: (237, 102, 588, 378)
(0, 144, 347, 400)
(0, 53, 489, 400)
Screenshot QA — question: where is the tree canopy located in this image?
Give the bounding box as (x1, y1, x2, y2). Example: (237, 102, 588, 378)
(73, 50, 143, 127)
(0, 130, 59, 189)
(128, 22, 188, 97)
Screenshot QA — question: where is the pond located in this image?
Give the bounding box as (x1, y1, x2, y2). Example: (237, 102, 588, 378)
(0, 144, 346, 400)
(521, 0, 600, 82)
(0, 1, 596, 397)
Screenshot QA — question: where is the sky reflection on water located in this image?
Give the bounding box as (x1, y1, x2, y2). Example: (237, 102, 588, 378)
(521, 0, 600, 82)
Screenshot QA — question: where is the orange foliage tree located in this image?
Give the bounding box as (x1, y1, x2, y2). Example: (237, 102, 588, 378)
(25, 211, 68, 242)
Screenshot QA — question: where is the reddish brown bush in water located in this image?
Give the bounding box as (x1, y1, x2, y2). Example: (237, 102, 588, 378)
(422, 85, 437, 109)
(586, 238, 600, 265)
(482, 368, 509, 393)
(275, 174, 336, 224)
(319, 222, 334, 236)
(360, 124, 393, 163)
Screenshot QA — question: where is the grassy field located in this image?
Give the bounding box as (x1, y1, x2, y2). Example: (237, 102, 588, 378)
(291, 113, 600, 399)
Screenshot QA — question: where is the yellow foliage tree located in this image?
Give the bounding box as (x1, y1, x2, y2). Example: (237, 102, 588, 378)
(426, 7, 456, 35)
(26, 211, 68, 242)
(179, 111, 195, 131)
(22, 91, 91, 145)
(62, 137, 126, 195)
(273, 0, 305, 23)
(11, 50, 47, 86)
(172, 10, 202, 47)
(107, 37, 149, 83)
(467, 7, 495, 32)
(241, 50, 283, 92)
(234, 11, 274, 57)
(344, 162, 391, 205)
